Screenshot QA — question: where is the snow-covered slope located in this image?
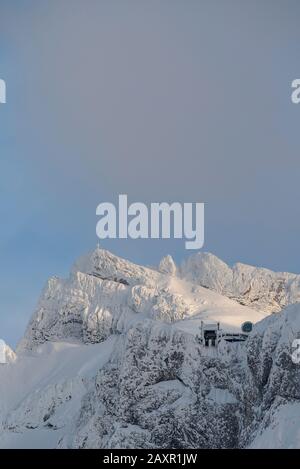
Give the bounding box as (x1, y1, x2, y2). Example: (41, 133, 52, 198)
(1, 248, 299, 448)
(180, 252, 300, 313)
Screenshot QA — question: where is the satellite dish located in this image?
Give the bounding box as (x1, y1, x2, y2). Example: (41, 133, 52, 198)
(241, 321, 253, 333)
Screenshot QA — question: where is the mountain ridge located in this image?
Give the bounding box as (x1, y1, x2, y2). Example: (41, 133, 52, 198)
(17, 248, 268, 353)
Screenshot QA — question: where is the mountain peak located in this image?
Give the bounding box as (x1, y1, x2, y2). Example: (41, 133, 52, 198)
(72, 248, 161, 287)
(158, 255, 177, 276)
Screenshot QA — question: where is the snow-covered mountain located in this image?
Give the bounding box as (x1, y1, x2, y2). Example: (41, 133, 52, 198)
(0, 248, 299, 448)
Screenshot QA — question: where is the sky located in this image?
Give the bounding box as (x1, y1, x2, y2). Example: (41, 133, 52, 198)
(1, 0, 300, 346)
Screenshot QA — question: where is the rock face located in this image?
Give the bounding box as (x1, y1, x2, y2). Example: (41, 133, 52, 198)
(180, 252, 300, 313)
(0, 248, 299, 448)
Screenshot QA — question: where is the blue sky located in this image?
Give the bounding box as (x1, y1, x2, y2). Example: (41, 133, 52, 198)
(1, 0, 300, 346)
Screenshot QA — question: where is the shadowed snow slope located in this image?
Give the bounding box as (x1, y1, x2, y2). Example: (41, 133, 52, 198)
(1, 248, 299, 448)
